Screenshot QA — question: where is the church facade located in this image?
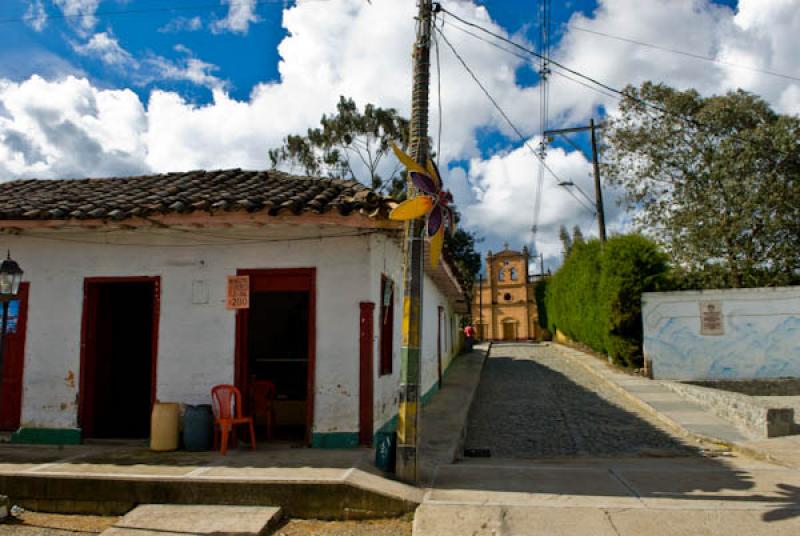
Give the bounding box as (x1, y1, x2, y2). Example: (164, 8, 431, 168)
(472, 245, 542, 341)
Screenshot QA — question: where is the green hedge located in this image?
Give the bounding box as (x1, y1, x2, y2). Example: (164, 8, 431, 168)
(544, 234, 668, 367)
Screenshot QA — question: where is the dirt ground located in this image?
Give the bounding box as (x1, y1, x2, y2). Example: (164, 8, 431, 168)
(0, 511, 117, 535)
(0, 511, 412, 535)
(273, 517, 412, 536)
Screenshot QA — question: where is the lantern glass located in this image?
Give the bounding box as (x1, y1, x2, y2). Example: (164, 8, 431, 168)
(0, 254, 23, 297)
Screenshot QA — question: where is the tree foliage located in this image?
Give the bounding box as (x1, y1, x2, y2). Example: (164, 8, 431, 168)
(269, 96, 410, 198)
(604, 82, 800, 288)
(544, 234, 668, 368)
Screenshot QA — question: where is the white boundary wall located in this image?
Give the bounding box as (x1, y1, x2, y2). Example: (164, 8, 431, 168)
(642, 287, 800, 380)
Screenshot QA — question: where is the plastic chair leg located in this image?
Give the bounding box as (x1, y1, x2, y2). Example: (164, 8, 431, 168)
(220, 427, 229, 456)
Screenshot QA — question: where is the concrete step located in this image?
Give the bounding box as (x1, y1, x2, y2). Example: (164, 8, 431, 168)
(101, 504, 282, 536)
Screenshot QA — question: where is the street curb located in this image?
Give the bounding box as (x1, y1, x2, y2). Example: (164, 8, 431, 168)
(549, 343, 778, 460)
(455, 342, 490, 461)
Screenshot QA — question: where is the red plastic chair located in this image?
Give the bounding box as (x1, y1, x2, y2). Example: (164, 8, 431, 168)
(249, 379, 277, 440)
(211, 384, 256, 455)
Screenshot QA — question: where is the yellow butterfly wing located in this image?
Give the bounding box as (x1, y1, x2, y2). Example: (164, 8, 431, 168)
(429, 225, 445, 269)
(389, 196, 434, 221)
(391, 142, 428, 177)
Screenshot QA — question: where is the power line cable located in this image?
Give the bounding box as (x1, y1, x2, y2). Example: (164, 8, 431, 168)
(435, 24, 596, 217)
(439, 6, 794, 160)
(3, 0, 345, 26)
(568, 25, 800, 83)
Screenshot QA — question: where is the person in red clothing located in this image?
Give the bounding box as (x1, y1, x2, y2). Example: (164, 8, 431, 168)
(463, 324, 475, 352)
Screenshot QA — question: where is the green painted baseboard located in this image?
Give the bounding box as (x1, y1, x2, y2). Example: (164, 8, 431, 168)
(311, 432, 359, 449)
(372, 350, 462, 446)
(11, 427, 82, 445)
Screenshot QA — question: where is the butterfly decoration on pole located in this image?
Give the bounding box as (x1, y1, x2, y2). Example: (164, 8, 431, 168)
(389, 143, 456, 268)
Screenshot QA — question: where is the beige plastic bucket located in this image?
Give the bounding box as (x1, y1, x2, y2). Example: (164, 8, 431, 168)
(150, 401, 180, 451)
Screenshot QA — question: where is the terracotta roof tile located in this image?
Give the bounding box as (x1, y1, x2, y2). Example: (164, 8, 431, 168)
(0, 169, 394, 222)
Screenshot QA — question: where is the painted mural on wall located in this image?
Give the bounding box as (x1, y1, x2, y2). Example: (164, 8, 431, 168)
(642, 287, 800, 380)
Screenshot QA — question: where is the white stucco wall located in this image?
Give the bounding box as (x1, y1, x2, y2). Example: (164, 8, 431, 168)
(5, 226, 374, 434)
(367, 234, 461, 434)
(642, 287, 800, 380)
(6, 224, 462, 441)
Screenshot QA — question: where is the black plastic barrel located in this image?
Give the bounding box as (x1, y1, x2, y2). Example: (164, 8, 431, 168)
(374, 431, 396, 473)
(183, 404, 214, 451)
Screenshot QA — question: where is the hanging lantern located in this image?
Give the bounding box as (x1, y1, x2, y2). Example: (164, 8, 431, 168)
(0, 251, 23, 297)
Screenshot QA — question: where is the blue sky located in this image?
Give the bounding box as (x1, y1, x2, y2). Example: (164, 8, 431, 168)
(0, 0, 796, 267)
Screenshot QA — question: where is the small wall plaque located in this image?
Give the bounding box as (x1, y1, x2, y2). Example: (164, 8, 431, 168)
(700, 300, 724, 335)
(226, 275, 250, 310)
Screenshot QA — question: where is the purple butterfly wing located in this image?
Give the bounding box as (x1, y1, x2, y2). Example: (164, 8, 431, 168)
(427, 205, 443, 237)
(411, 172, 438, 195)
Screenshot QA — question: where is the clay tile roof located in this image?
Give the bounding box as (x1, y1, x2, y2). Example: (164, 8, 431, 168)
(0, 169, 394, 223)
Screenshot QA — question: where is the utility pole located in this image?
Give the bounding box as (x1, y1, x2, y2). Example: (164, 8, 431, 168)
(544, 120, 607, 242)
(589, 118, 606, 242)
(396, 0, 434, 483)
(539, 253, 544, 276)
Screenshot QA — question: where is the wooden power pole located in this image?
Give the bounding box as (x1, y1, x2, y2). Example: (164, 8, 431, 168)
(396, 0, 434, 483)
(544, 120, 607, 242)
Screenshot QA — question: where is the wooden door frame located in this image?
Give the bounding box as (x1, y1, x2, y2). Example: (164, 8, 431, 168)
(234, 268, 316, 446)
(0, 282, 30, 431)
(358, 302, 375, 446)
(78, 276, 161, 438)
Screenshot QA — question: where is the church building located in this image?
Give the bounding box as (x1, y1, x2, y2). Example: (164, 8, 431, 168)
(472, 244, 542, 341)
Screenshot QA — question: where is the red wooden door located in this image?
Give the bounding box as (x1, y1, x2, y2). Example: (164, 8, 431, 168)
(359, 302, 375, 446)
(235, 268, 316, 445)
(0, 283, 30, 430)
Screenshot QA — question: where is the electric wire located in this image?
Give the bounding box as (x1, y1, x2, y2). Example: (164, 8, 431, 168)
(4, 228, 385, 248)
(437, 27, 596, 217)
(5, 0, 285, 25)
(531, 0, 550, 241)
(439, 6, 795, 161)
(568, 25, 800, 83)
(433, 12, 444, 169)
(435, 25, 596, 217)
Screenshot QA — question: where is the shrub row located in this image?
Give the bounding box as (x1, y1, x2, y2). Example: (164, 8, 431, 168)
(543, 234, 669, 368)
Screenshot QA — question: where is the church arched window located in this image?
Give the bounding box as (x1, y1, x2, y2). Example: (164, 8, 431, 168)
(510, 268, 518, 281)
(498, 269, 505, 281)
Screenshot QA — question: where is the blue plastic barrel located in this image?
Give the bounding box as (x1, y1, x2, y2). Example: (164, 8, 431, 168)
(183, 404, 214, 451)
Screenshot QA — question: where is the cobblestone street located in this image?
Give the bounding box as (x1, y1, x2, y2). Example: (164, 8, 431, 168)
(464, 343, 695, 459)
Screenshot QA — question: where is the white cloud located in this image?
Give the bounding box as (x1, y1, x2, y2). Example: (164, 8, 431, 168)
(145, 51, 227, 92)
(1, 0, 799, 263)
(211, 0, 261, 35)
(54, 0, 102, 34)
(159, 16, 204, 34)
(24, 0, 47, 32)
(70, 34, 226, 91)
(0, 76, 148, 179)
(72, 32, 134, 66)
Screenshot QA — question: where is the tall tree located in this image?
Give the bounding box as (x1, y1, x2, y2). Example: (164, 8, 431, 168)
(559, 224, 573, 258)
(268, 96, 410, 198)
(604, 82, 800, 288)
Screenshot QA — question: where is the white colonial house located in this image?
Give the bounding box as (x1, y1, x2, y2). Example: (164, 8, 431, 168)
(0, 169, 466, 447)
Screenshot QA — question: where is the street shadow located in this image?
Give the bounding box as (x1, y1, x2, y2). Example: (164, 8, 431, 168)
(452, 348, 800, 523)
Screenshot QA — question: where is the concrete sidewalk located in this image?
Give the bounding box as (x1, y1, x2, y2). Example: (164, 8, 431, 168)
(418, 343, 488, 484)
(551, 343, 800, 467)
(0, 443, 422, 519)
